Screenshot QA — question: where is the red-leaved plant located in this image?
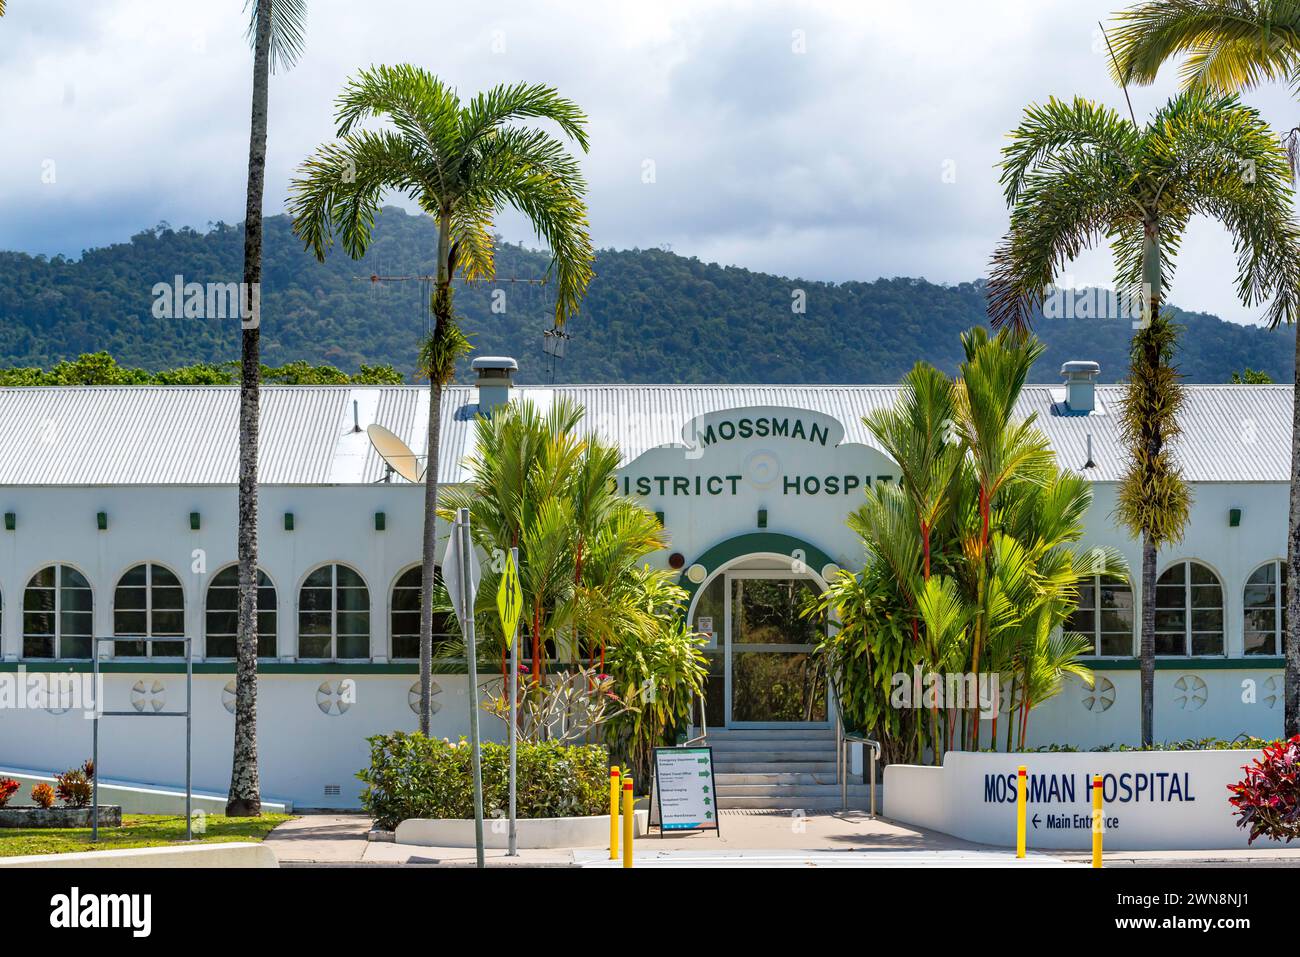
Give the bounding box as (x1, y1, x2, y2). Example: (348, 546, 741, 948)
(1228, 734, 1300, 844)
(0, 778, 19, 808)
(31, 783, 55, 809)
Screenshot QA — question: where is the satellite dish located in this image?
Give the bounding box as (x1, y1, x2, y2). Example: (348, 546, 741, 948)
(367, 424, 425, 484)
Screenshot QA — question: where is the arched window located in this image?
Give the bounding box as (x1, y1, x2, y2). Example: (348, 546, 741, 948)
(23, 565, 92, 659)
(114, 563, 185, 657)
(1244, 561, 1287, 656)
(1154, 560, 1223, 656)
(390, 566, 453, 660)
(299, 564, 369, 660)
(206, 567, 277, 659)
(1067, 575, 1134, 656)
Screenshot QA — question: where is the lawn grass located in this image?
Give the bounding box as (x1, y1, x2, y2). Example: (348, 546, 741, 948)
(0, 813, 293, 858)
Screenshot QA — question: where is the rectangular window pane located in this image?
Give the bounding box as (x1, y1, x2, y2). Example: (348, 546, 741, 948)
(392, 635, 419, 659)
(299, 612, 331, 635)
(152, 610, 184, 635)
(1190, 632, 1223, 656)
(151, 586, 184, 611)
(298, 635, 331, 659)
(24, 588, 55, 613)
(1190, 586, 1222, 609)
(114, 639, 146, 657)
(59, 636, 91, 660)
(336, 635, 369, 659)
(23, 611, 54, 637)
(207, 637, 236, 658)
(150, 640, 184, 658)
(1098, 633, 1131, 656)
(207, 611, 238, 636)
(23, 635, 54, 658)
(1190, 609, 1222, 631)
(114, 611, 147, 636)
(1244, 630, 1277, 656)
(1154, 632, 1184, 656)
(299, 588, 331, 613)
(337, 612, 369, 636)
(336, 589, 369, 612)
(115, 587, 147, 610)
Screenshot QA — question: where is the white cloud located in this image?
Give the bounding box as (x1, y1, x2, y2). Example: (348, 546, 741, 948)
(1, 0, 1298, 325)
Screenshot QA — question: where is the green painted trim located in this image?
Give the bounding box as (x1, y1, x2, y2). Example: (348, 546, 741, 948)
(1085, 657, 1284, 671)
(677, 532, 836, 608)
(0, 661, 470, 675)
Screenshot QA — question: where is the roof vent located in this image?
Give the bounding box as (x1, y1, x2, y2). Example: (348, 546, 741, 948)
(471, 356, 518, 418)
(1061, 360, 1100, 414)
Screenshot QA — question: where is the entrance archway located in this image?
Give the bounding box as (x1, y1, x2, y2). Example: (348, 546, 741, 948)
(679, 534, 838, 729)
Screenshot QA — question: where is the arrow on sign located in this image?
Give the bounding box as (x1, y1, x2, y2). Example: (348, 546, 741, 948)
(1031, 814, 1041, 829)
(497, 550, 524, 649)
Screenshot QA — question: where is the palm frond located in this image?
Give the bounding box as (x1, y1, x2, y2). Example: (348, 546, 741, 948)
(245, 0, 307, 73)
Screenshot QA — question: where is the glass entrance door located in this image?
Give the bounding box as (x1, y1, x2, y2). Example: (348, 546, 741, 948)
(725, 573, 829, 726)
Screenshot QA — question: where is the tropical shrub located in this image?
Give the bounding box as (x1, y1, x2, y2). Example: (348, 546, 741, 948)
(0, 778, 18, 808)
(55, 767, 92, 808)
(1228, 735, 1300, 844)
(815, 329, 1125, 765)
(604, 612, 709, 783)
(358, 732, 608, 830)
(31, 783, 55, 809)
(482, 667, 634, 744)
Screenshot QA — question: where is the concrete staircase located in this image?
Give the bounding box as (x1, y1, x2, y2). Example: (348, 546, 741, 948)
(707, 728, 871, 811)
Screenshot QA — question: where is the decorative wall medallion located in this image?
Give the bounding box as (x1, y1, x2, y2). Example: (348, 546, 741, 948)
(316, 679, 354, 716)
(222, 680, 237, 714)
(744, 450, 780, 489)
(1082, 676, 1115, 713)
(130, 679, 166, 713)
(408, 680, 442, 715)
(1174, 674, 1208, 711)
(1264, 675, 1283, 710)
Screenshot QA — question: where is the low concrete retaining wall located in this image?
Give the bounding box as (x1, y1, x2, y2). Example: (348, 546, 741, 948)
(396, 811, 650, 849)
(0, 805, 122, 828)
(884, 749, 1263, 851)
(0, 842, 279, 868)
(0, 768, 291, 815)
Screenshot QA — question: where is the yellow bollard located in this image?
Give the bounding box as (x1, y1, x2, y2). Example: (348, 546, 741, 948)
(609, 766, 620, 860)
(622, 775, 634, 869)
(1016, 765, 1027, 859)
(1092, 773, 1104, 869)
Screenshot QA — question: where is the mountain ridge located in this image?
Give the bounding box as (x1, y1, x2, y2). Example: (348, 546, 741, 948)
(0, 206, 1293, 384)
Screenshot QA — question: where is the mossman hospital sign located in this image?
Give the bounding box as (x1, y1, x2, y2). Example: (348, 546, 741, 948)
(616, 407, 897, 500)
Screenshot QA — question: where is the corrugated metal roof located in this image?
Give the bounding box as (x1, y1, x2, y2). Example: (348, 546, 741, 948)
(0, 383, 1287, 486)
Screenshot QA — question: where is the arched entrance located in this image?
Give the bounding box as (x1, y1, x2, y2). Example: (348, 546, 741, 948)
(680, 534, 837, 729)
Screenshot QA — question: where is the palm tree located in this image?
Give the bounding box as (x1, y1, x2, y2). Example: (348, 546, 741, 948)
(227, 0, 306, 819)
(1108, 0, 1300, 740)
(290, 67, 594, 732)
(987, 89, 1300, 745)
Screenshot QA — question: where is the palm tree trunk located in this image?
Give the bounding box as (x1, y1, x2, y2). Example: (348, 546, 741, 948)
(1140, 532, 1157, 746)
(1137, 223, 1162, 749)
(1287, 320, 1300, 737)
(418, 210, 453, 734)
(226, 0, 270, 818)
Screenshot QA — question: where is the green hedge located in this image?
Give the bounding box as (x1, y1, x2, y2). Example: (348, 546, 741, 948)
(358, 733, 609, 830)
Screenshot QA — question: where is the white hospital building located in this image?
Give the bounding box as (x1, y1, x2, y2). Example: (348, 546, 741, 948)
(0, 357, 1288, 809)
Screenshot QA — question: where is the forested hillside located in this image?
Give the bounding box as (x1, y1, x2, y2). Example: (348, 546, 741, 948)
(0, 206, 1292, 384)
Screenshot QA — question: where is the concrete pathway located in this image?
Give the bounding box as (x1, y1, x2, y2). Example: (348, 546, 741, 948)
(264, 811, 1300, 868)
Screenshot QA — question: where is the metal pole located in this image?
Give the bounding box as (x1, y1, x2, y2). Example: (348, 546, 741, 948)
(92, 639, 100, 842)
(507, 546, 519, 857)
(185, 636, 193, 842)
(869, 743, 877, 818)
(459, 509, 486, 868)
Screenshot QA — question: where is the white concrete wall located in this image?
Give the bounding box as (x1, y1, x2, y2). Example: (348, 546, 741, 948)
(885, 750, 1263, 851)
(0, 672, 496, 809)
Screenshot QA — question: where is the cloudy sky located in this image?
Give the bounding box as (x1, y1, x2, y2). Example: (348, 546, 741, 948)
(3, 0, 1299, 324)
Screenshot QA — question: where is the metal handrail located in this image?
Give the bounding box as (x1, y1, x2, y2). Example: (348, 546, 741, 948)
(831, 683, 881, 817)
(682, 689, 708, 746)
